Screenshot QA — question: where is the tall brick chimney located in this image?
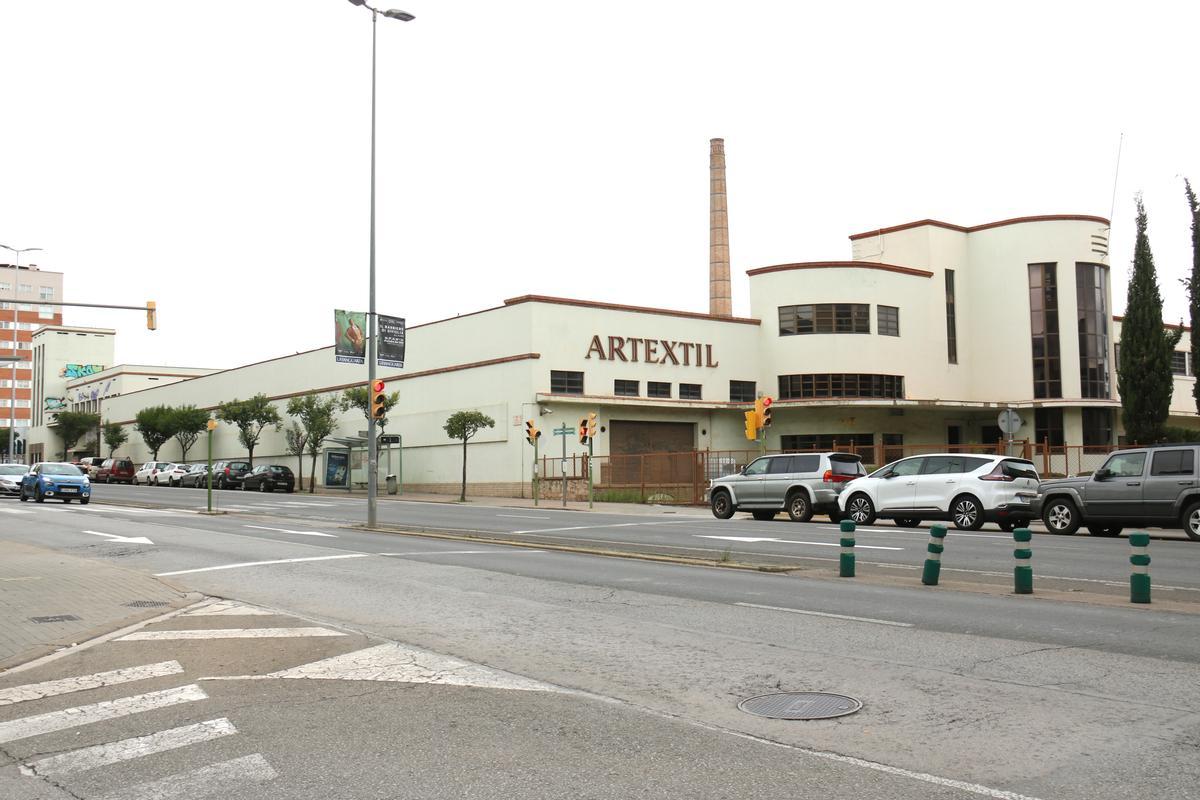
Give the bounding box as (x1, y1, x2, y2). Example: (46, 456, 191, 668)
(709, 138, 732, 317)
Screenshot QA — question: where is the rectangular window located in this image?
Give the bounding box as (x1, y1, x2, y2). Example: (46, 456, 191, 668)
(877, 305, 899, 337)
(0, 281, 10, 292)
(647, 381, 671, 399)
(614, 379, 639, 397)
(550, 370, 583, 395)
(1151, 449, 1195, 476)
(1029, 263, 1062, 398)
(679, 383, 702, 400)
(778, 303, 869, 336)
(781, 433, 874, 450)
(777, 373, 904, 400)
(729, 380, 756, 402)
(18, 283, 31, 294)
(39, 306, 53, 319)
(1075, 263, 1111, 398)
(1172, 351, 1189, 376)
(38, 286, 53, 301)
(883, 432, 904, 463)
(1082, 408, 1113, 447)
(1035, 407, 1064, 446)
(945, 270, 957, 364)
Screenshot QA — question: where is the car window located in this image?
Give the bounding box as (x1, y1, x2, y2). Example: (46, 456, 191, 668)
(921, 456, 963, 475)
(43, 464, 83, 476)
(0, 465, 27, 475)
(830, 456, 865, 477)
(767, 457, 795, 475)
(889, 458, 925, 477)
(792, 455, 820, 473)
(1001, 459, 1039, 480)
(743, 458, 770, 476)
(1151, 449, 1195, 476)
(1102, 452, 1147, 478)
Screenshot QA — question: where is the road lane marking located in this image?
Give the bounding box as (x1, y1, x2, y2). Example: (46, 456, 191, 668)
(697, 535, 903, 551)
(82, 529, 155, 545)
(512, 521, 694, 534)
(274, 501, 336, 507)
(497, 514, 552, 519)
(0, 661, 184, 707)
(735, 602, 914, 628)
(118, 627, 347, 641)
(182, 600, 275, 616)
(155, 553, 370, 576)
(22, 718, 237, 776)
(379, 549, 546, 556)
(94, 753, 276, 800)
(0, 685, 207, 744)
(0, 508, 33, 514)
(244, 524, 337, 538)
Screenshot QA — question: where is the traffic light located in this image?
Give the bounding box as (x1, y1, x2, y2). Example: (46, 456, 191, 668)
(587, 412, 598, 439)
(370, 379, 387, 421)
(525, 420, 541, 445)
(579, 417, 589, 445)
(146, 301, 157, 330)
(761, 396, 773, 428)
(744, 410, 758, 441)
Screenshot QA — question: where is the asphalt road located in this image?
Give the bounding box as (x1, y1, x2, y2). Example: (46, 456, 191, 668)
(3, 494, 1199, 799)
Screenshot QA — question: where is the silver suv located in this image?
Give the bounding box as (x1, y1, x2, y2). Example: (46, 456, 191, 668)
(1035, 444, 1200, 541)
(708, 452, 866, 522)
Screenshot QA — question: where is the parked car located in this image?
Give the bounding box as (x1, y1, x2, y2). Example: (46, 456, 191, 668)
(79, 457, 105, 479)
(837, 454, 1040, 531)
(0, 463, 30, 496)
(241, 464, 296, 493)
(133, 461, 174, 485)
(156, 463, 191, 486)
(179, 464, 211, 488)
(96, 457, 136, 484)
(211, 460, 252, 489)
(1035, 444, 1200, 541)
(19, 462, 92, 504)
(707, 452, 865, 522)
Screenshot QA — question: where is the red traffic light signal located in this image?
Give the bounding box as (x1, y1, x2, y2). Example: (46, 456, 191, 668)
(370, 379, 388, 421)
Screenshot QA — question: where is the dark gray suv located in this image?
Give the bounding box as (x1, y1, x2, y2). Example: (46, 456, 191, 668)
(707, 452, 865, 522)
(1035, 444, 1200, 540)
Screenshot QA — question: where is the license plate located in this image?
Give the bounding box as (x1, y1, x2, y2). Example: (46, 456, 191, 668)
(60, 486, 78, 493)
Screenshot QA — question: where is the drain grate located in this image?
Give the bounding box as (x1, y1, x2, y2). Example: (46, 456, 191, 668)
(738, 692, 862, 720)
(124, 600, 171, 608)
(29, 615, 82, 624)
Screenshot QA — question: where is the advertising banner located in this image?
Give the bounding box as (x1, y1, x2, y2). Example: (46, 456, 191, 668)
(378, 314, 406, 369)
(334, 309, 367, 364)
(325, 451, 349, 487)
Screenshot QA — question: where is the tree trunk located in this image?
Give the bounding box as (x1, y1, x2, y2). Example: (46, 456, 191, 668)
(247, 443, 254, 468)
(460, 437, 467, 502)
(310, 451, 319, 493)
(296, 454, 304, 493)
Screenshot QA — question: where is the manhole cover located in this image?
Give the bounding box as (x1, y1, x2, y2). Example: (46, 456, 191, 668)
(738, 692, 862, 720)
(124, 600, 171, 608)
(29, 615, 81, 624)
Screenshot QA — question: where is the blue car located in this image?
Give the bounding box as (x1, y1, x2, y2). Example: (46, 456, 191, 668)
(19, 462, 92, 504)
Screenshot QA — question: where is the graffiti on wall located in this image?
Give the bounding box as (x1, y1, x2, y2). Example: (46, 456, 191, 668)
(44, 397, 68, 411)
(73, 380, 115, 403)
(60, 364, 105, 379)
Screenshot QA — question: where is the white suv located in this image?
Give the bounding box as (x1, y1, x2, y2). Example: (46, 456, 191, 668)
(837, 454, 1040, 531)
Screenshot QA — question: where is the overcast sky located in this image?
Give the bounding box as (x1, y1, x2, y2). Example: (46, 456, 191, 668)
(3, 1, 1198, 370)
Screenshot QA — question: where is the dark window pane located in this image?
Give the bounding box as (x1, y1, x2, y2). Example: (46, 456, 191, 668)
(679, 383, 702, 400)
(647, 381, 671, 398)
(777, 374, 903, 400)
(729, 380, 756, 402)
(614, 380, 639, 397)
(878, 305, 899, 336)
(1029, 263, 1061, 399)
(550, 370, 584, 395)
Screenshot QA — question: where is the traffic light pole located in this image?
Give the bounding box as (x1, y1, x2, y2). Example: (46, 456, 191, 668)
(365, 7, 380, 529)
(587, 437, 594, 509)
(532, 437, 539, 507)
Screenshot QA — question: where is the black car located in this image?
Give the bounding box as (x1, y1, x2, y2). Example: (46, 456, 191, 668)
(241, 465, 295, 493)
(179, 464, 211, 488)
(211, 460, 252, 489)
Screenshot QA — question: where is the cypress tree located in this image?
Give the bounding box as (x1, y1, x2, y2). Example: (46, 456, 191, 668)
(1185, 180, 1200, 414)
(1118, 196, 1182, 442)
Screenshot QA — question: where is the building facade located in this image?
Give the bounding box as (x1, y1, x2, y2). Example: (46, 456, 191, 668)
(1, 264, 63, 448)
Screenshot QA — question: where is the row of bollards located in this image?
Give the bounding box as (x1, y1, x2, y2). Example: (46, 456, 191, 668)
(836, 519, 1152, 603)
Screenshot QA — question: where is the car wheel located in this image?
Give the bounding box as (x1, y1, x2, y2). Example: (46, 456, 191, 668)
(997, 521, 1016, 532)
(260, 481, 270, 493)
(80, 497, 90, 505)
(951, 495, 985, 531)
(1042, 497, 1080, 536)
(751, 510, 776, 521)
(62, 498, 71, 504)
(846, 493, 876, 525)
(786, 491, 813, 523)
(893, 518, 921, 528)
(217, 476, 226, 489)
(241, 481, 247, 491)
(1087, 526, 1122, 538)
(1182, 502, 1200, 542)
(286, 487, 295, 494)
(104, 476, 111, 484)
(827, 510, 842, 523)
(35, 486, 45, 504)
(19, 487, 28, 502)
(710, 490, 734, 520)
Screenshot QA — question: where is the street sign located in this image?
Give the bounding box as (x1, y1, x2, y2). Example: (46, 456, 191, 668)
(379, 434, 400, 445)
(997, 409, 1022, 435)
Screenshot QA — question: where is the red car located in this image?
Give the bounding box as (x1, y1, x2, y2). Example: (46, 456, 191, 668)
(96, 457, 136, 484)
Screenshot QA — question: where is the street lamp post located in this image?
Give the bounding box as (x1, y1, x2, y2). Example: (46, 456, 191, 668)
(0, 244, 43, 464)
(345, 0, 414, 528)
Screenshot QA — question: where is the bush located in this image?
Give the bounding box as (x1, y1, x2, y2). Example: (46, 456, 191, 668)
(594, 489, 646, 503)
(1157, 426, 1200, 443)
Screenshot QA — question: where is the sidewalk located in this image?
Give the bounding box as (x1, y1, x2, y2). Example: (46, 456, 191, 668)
(301, 487, 712, 516)
(0, 542, 196, 672)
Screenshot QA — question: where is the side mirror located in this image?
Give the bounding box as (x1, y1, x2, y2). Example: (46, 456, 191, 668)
(1094, 468, 1110, 481)
(881, 471, 895, 479)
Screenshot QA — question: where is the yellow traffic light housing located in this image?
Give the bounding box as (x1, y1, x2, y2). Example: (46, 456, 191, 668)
(744, 409, 758, 440)
(578, 417, 589, 445)
(146, 301, 157, 330)
(370, 379, 387, 421)
(587, 412, 598, 439)
(525, 420, 541, 445)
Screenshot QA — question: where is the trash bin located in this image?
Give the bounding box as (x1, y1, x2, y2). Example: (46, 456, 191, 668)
(385, 474, 398, 495)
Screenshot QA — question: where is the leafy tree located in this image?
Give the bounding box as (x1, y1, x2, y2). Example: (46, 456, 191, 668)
(287, 393, 340, 493)
(285, 423, 308, 491)
(135, 405, 177, 460)
(1185, 179, 1200, 415)
(103, 422, 128, 457)
(170, 405, 210, 463)
(341, 386, 400, 432)
(0, 428, 16, 459)
(217, 394, 282, 466)
(443, 410, 495, 502)
(54, 411, 101, 461)
(1118, 197, 1182, 442)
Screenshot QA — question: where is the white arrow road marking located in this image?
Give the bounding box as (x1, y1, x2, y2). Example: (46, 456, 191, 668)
(93, 753, 276, 800)
(117, 627, 347, 641)
(0, 685, 207, 744)
(697, 535, 903, 551)
(0, 508, 34, 514)
(22, 718, 238, 776)
(155, 553, 369, 576)
(81, 530, 155, 545)
(0, 661, 184, 707)
(735, 602, 914, 628)
(244, 524, 336, 538)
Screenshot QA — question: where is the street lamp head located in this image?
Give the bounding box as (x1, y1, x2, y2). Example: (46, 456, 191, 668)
(347, 0, 368, 5)
(383, 9, 415, 20)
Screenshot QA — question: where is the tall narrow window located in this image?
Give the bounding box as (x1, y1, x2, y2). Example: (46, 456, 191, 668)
(945, 270, 957, 364)
(1035, 408, 1064, 446)
(877, 305, 900, 337)
(1029, 263, 1062, 398)
(1076, 263, 1111, 398)
(1081, 408, 1113, 446)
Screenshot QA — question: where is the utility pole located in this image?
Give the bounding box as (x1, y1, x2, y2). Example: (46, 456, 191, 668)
(0, 244, 42, 464)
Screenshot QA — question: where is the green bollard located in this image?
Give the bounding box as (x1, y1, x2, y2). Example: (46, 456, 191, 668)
(922, 524, 947, 586)
(1013, 527, 1033, 594)
(1129, 532, 1151, 604)
(839, 519, 856, 577)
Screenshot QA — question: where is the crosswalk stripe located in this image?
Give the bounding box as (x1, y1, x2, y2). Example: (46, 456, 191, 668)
(22, 718, 237, 776)
(118, 627, 346, 641)
(0, 661, 184, 707)
(0, 685, 207, 744)
(96, 753, 276, 800)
